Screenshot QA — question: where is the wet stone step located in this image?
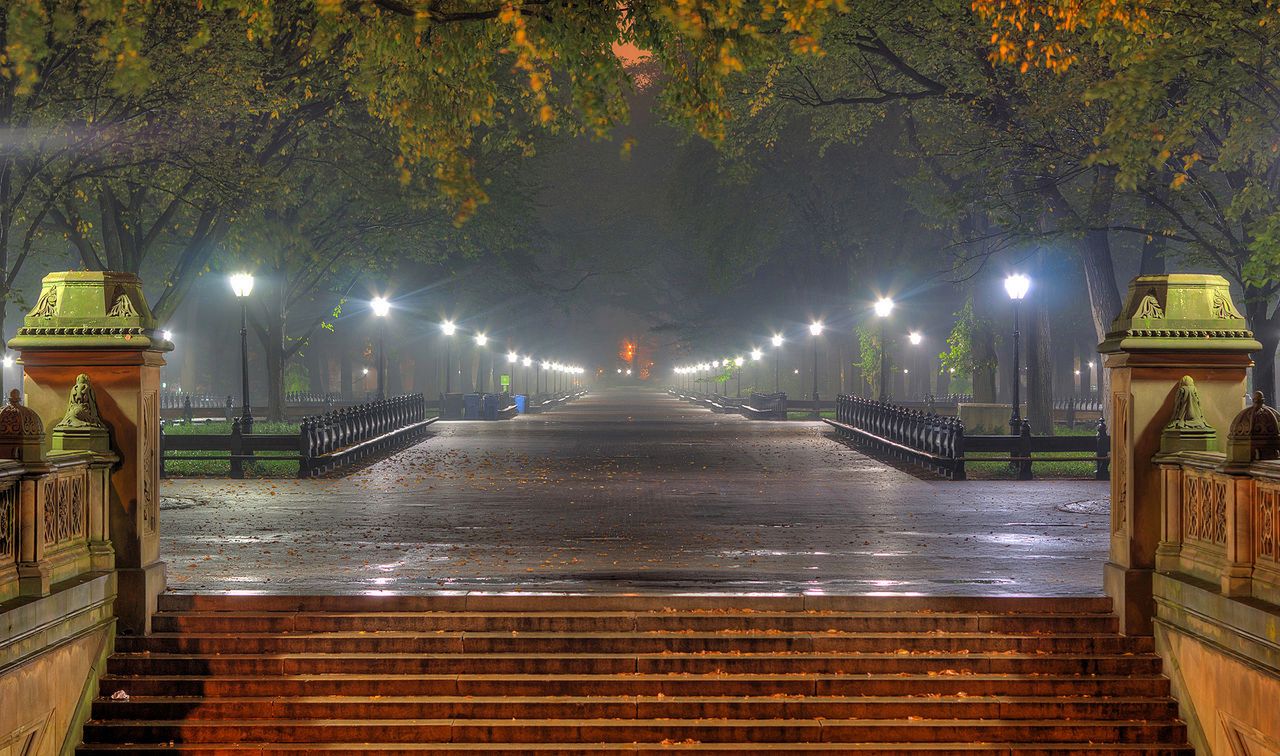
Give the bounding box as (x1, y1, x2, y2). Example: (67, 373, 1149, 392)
(89, 695, 1178, 722)
(96, 672, 1171, 699)
(80, 718, 1186, 745)
(105, 651, 1165, 677)
(113, 631, 1153, 655)
(76, 743, 1196, 755)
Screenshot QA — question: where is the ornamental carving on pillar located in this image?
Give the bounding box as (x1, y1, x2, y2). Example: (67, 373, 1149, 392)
(1112, 392, 1129, 533)
(0, 482, 15, 561)
(30, 285, 57, 318)
(1133, 291, 1165, 319)
(55, 374, 107, 430)
(1212, 290, 1242, 319)
(1258, 485, 1278, 564)
(1183, 472, 1227, 546)
(42, 472, 86, 547)
(141, 390, 158, 534)
(106, 288, 138, 318)
(1227, 392, 1280, 464)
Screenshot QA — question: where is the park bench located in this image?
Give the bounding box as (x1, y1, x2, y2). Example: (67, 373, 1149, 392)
(741, 392, 787, 420)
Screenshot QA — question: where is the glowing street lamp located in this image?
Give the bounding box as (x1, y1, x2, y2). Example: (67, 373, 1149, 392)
(1005, 273, 1031, 434)
(808, 323, 824, 418)
(229, 272, 255, 429)
(770, 334, 784, 392)
(371, 296, 390, 399)
(441, 320, 457, 394)
(874, 297, 894, 402)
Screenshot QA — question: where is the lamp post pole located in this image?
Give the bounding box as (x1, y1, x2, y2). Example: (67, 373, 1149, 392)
(874, 297, 894, 402)
(1004, 274, 1030, 435)
(1010, 298, 1021, 435)
(230, 273, 255, 431)
(772, 335, 783, 393)
(239, 297, 252, 429)
(809, 323, 823, 420)
(880, 317, 889, 401)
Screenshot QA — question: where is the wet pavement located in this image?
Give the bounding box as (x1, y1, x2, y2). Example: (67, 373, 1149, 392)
(160, 388, 1110, 596)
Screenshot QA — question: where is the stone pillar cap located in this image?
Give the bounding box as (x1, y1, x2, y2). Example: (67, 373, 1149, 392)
(0, 389, 46, 462)
(7, 271, 172, 352)
(1099, 273, 1261, 354)
(1227, 391, 1280, 464)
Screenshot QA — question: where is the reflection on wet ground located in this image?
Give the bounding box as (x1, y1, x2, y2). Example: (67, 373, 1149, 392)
(162, 388, 1109, 596)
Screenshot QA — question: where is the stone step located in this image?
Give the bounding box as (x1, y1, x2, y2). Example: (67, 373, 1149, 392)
(96, 672, 1172, 699)
(80, 718, 1187, 745)
(76, 742, 1196, 755)
(150, 611, 1120, 635)
(113, 631, 1152, 655)
(105, 651, 1165, 677)
(89, 695, 1179, 722)
(156, 594, 1116, 615)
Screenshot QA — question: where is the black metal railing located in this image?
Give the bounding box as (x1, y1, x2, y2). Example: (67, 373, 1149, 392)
(826, 394, 1110, 481)
(162, 394, 435, 479)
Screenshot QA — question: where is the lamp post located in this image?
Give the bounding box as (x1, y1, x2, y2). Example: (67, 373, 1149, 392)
(440, 320, 457, 394)
(771, 334, 784, 393)
(874, 297, 894, 401)
(750, 349, 762, 396)
(522, 356, 532, 396)
(507, 351, 518, 394)
(1004, 273, 1031, 434)
(474, 333, 488, 393)
(230, 272, 255, 430)
(908, 331, 923, 399)
(370, 296, 390, 399)
(809, 322, 823, 419)
(734, 356, 744, 396)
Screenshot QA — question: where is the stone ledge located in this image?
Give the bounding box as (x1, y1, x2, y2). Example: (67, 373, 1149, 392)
(0, 571, 116, 674)
(1153, 570, 1280, 676)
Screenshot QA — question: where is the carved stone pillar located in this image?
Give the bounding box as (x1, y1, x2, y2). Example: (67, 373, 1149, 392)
(8, 272, 172, 634)
(1099, 274, 1258, 634)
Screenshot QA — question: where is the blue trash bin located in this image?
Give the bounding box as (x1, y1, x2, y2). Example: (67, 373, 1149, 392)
(515, 394, 528, 414)
(463, 393, 482, 419)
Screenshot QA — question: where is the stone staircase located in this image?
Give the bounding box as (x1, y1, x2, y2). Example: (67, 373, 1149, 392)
(78, 594, 1191, 754)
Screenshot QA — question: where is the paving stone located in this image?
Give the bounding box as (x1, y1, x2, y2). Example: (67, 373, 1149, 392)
(159, 388, 1110, 595)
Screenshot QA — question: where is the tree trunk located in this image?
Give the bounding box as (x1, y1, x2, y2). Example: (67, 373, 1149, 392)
(1245, 292, 1278, 403)
(340, 348, 353, 400)
(971, 292, 998, 403)
(305, 343, 325, 394)
(1027, 288, 1054, 435)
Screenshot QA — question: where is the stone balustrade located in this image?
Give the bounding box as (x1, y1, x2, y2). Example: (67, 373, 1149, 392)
(1155, 451, 1280, 606)
(0, 450, 116, 605)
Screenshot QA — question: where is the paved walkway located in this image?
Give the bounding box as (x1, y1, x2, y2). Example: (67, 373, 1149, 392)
(160, 388, 1110, 595)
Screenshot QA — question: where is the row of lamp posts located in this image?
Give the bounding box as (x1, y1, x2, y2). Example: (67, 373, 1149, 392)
(226, 272, 584, 428)
(671, 272, 1042, 427)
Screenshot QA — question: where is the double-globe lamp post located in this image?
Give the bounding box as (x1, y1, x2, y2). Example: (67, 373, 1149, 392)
(371, 296, 390, 399)
(874, 297, 894, 401)
(1005, 273, 1031, 435)
(230, 273, 255, 430)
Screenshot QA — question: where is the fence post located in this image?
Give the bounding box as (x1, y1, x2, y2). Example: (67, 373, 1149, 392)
(952, 418, 967, 481)
(1095, 416, 1110, 481)
(225, 395, 234, 422)
(1017, 419, 1033, 480)
(230, 418, 244, 479)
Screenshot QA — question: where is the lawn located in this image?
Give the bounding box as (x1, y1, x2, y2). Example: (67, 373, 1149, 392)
(162, 420, 302, 478)
(964, 423, 1105, 480)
